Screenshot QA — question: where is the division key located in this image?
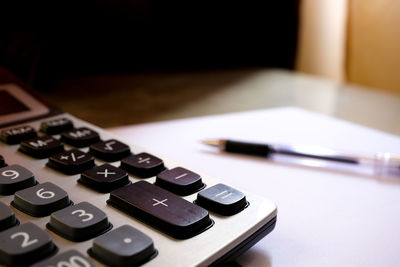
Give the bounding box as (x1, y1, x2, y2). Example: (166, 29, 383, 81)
(108, 181, 213, 239)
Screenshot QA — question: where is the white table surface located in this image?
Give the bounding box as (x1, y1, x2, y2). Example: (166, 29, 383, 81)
(109, 107, 400, 267)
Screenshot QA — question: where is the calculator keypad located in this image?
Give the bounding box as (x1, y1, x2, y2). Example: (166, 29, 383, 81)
(0, 164, 37, 195)
(0, 222, 57, 266)
(12, 182, 71, 217)
(47, 201, 112, 242)
(0, 116, 255, 266)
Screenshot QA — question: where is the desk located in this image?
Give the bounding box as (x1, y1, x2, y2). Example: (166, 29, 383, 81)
(110, 107, 400, 267)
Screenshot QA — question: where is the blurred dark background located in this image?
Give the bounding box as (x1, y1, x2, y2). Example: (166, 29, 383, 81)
(0, 1, 299, 89)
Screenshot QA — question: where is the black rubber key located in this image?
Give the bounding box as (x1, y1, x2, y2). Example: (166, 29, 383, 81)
(0, 164, 36, 195)
(32, 249, 96, 267)
(47, 149, 95, 175)
(40, 118, 74, 135)
(79, 164, 130, 192)
(0, 202, 19, 231)
(108, 181, 213, 239)
(61, 127, 100, 148)
(19, 136, 64, 159)
(155, 167, 205, 196)
(196, 183, 248, 215)
(0, 125, 37, 144)
(0, 222, 57, 266)
(47, 201, 112, 242)
(90, 139, 131, 162)
(89, 225, 157, 267)
(12, 182, 71, 217)
(120, 152, 166, 178)
(0, 155, 5, 168)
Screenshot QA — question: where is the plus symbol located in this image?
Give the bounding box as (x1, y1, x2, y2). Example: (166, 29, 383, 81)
(96, 169, 116, 178)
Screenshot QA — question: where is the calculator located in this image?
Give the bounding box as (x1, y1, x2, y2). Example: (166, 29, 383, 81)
(0, 82, 277, 266)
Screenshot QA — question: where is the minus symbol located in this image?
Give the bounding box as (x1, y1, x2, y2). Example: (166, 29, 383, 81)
(175, 173, 188, 180)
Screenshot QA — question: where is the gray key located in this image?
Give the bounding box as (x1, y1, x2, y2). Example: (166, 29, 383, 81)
(196, 183, 248, 215)
(0, 222, 57, 266)
(47, 201, 112, 242)
(0, 202, 18, 231)
(0, 164, 36, 195)
(89, 225, 157, 267)
(32, 249, 95, 267)
(12, 182, 71, 217)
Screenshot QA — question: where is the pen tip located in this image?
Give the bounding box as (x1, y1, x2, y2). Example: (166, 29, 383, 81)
(202, 139, 223, 147)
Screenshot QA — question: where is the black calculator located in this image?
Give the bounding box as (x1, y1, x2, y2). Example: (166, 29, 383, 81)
(0, 82, 277, 266)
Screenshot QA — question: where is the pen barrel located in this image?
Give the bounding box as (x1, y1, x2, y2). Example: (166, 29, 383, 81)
(225, 140, 272, 157)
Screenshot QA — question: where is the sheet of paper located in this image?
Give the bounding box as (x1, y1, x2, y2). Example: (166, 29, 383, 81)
(109, 107, 400, 267)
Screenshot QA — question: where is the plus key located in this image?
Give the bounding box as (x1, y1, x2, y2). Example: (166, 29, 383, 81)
(108, 181, 213, 239)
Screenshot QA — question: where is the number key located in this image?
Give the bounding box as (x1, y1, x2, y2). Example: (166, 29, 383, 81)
(0, 222, 57, 266)
(0, 164, 36, 195)
(12, 182, 71, 217)
(32, 249, 95, 267)
(47, 202, 112, 242)
(0, 202, 19, 231)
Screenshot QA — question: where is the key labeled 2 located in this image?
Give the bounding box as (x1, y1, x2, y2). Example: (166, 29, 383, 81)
(0, 222, 57, 266)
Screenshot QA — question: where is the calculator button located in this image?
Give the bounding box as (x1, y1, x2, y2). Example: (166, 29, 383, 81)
(61, 127, 100, 148)
(90, 139, 131, 162)
(155, 167, 205, 196)
(0, 125, 37, 144)
(47, 149, 95, 175)
(120, 152, 166, 178)
(19, 136, 64, 159)
(47, 201, 112, 242)
(0, 202, 19, 231)
(0, 155, 5, 168)
(79, 164, 130, 192)
(89, 225, 157, 267)
(108, 181, 213, 239)
(12, 182, 71, 217)
(196, 183, 248, 215)
(32, 249, 96, 267)
(40, 118, 74, 135)
(0, 164, 36, 195)
(0, 222, 57, 266)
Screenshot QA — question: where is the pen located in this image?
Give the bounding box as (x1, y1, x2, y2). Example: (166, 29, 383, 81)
(202, 139, 400, 176)
(202, 139, 359, 164)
